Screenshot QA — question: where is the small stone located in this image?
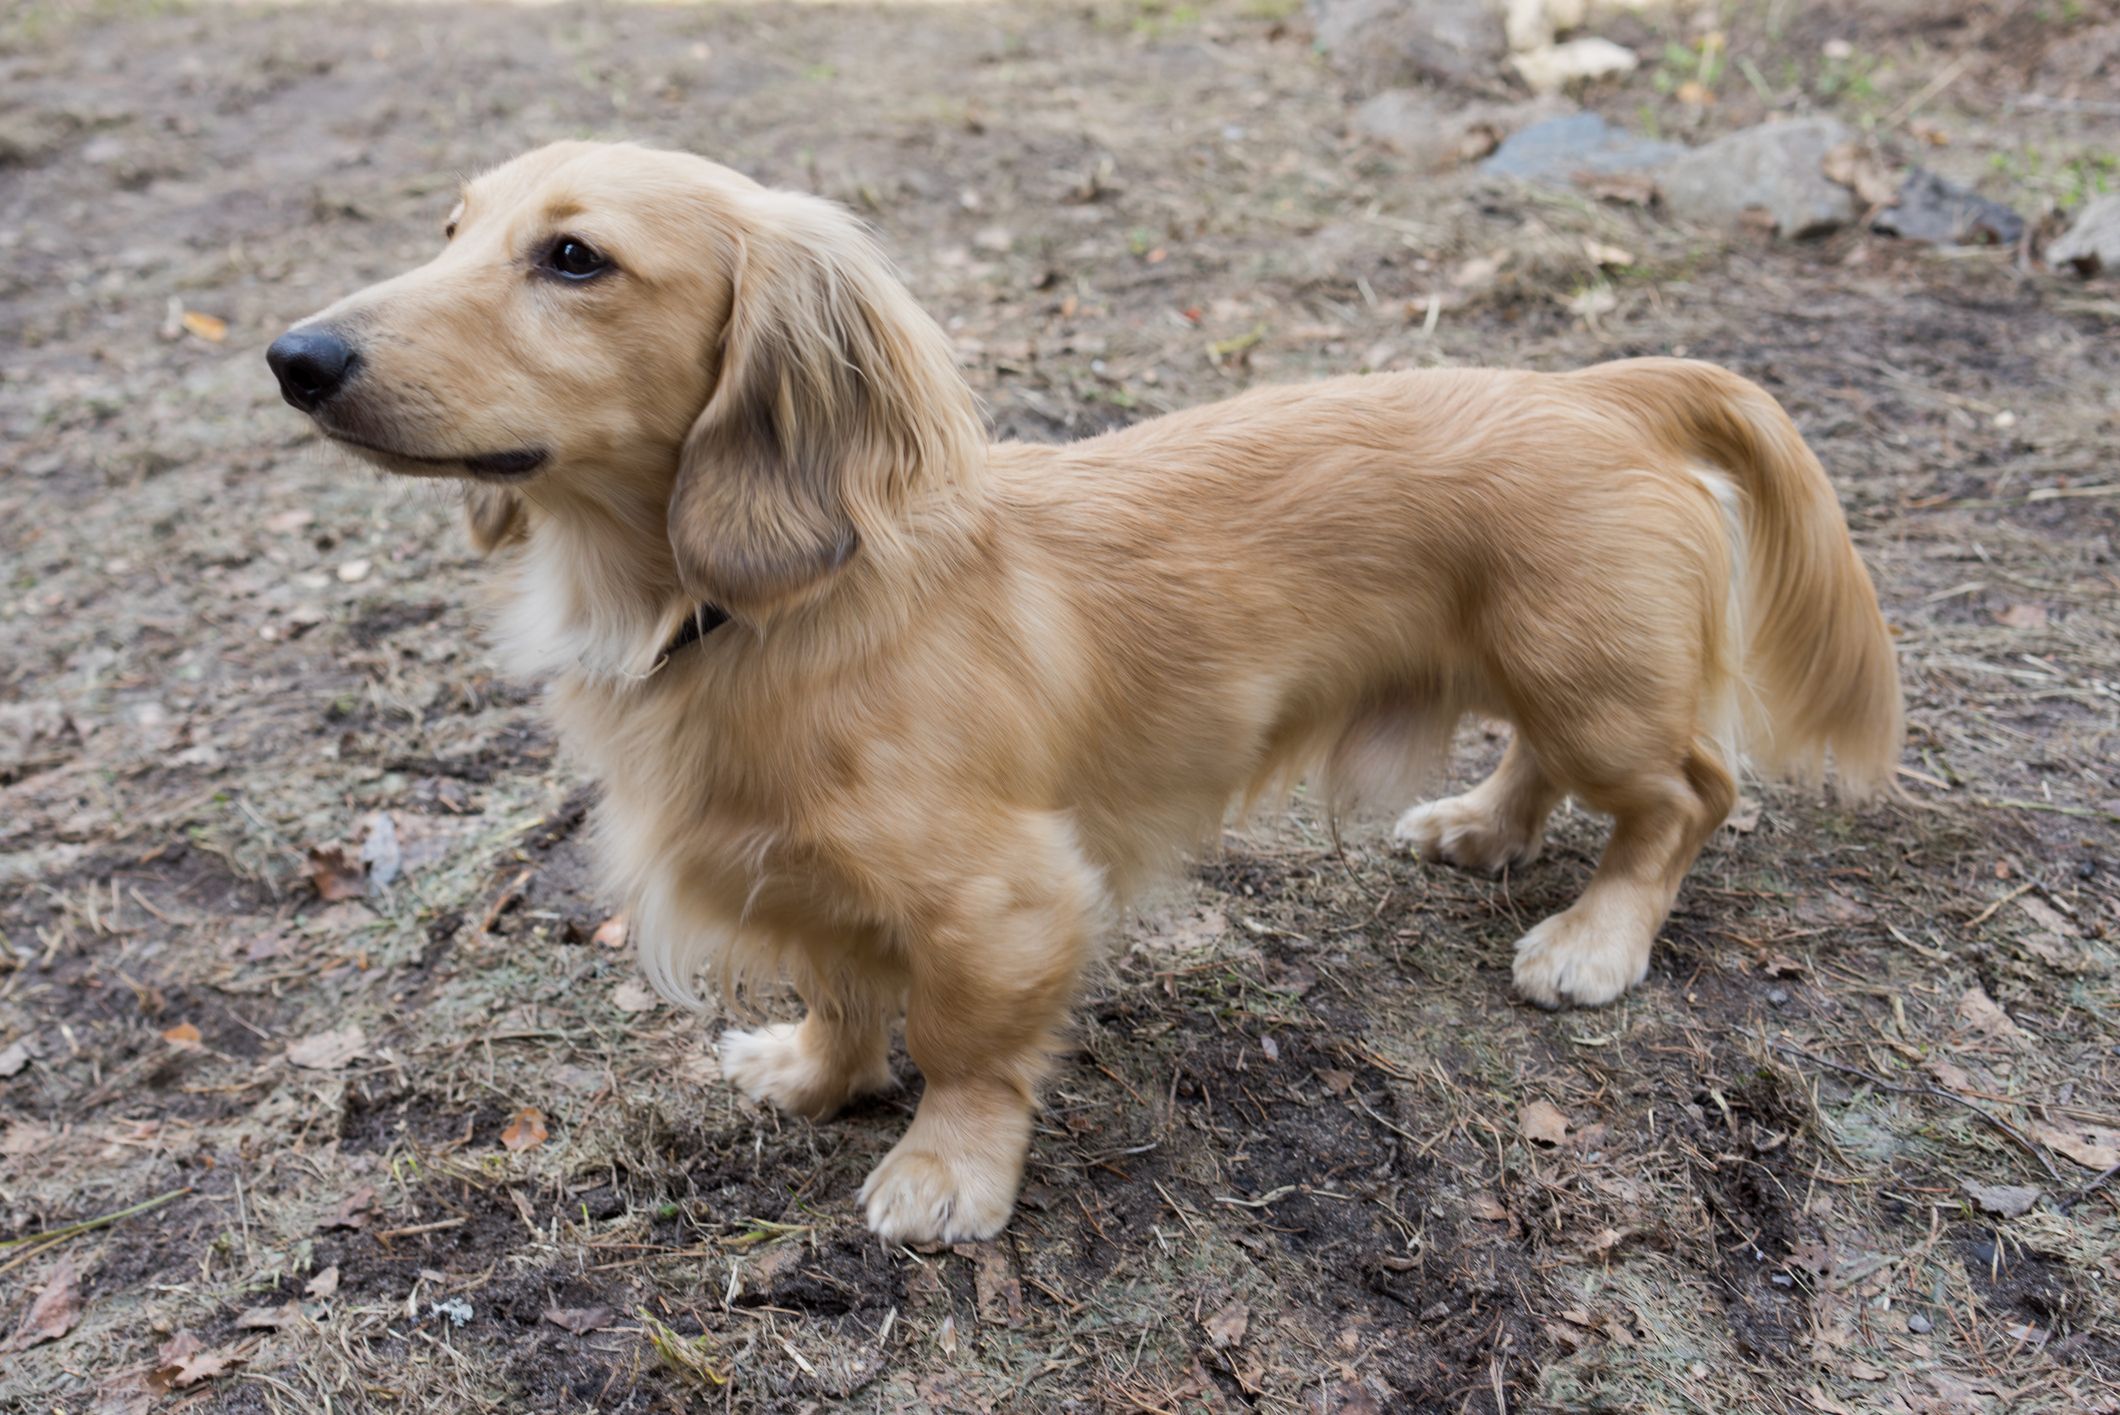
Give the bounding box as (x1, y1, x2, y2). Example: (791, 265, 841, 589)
(1907, 1312, 1933, 1334)
(1480, 112, 1685, 188)
(1661, 118, 1857, 239)
(1874, 168, 2025, 247)
(1355, 90, 1566, 172)
(1768, 987, 1790, 1006)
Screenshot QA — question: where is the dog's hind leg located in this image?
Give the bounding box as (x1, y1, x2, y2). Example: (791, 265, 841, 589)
(1508, 737, 1736, 1008)
(859, 811, 1101, 1244)
(1394, 735, 1562, 873)
(721, 953, 898, 1119)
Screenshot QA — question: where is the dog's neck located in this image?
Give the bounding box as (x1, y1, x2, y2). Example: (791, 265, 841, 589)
(489, 474, 992, 687)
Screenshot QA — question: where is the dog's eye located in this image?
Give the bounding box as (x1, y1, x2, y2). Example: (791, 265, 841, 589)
(545, 236, 610, 281)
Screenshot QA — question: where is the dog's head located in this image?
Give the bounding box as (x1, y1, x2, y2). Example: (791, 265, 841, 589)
(269, 141, 980, 615)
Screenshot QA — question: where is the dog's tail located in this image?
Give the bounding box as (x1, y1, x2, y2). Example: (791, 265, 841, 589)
(1586, 358, 1904, 796)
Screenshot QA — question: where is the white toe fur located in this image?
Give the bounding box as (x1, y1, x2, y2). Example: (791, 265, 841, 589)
(719, 1023, 890, 1118)
(1394, 797, 1541, 873)
(1510, 909, 1650, 1009)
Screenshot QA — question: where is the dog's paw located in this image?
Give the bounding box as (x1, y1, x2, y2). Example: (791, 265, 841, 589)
(1510, 910, 1649, 1009)
(1394, 796, 1541, 873)
(720, 1024, 891, 1119)
(859, 1142, 1017, 1244)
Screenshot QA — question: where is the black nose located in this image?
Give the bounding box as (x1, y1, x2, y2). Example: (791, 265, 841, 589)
(266, 328, 357, 412)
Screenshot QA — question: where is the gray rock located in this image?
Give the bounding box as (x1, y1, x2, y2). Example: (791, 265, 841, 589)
(1309, 0, 1505, 93)
(1479, 112, 1684, 187)
(1661, 117, 1857, 239)
(2049, 194, 2120, 277)
(1355, 90, 1568, 172)
(1875, 168, 2025, 247)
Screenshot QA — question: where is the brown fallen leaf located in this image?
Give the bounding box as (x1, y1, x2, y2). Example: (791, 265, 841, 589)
(147, 1331, 205, 1392)
(1957, 985, 2026, 1042)
(1576, 170, 1658, 205)
(1823, 141, 1901, 207)
(1317, 1068, 1355, 1095)
(305, 843, 367, 901)
(1468, 1193, 1510, 1223)
(1201, 1301, 1249, 1349)
(2034, 1121, 2120, 1170)
(179, 310, 228, 343)
(591, 912, 629, 948)
(305, 1265, 340, 1299)
(161, 1022, 203, 1049)
(319, 1184, 377, 1231)
(1520, 1100, 1571, 1146)
(960, 1241, 1023, 1328)
(234, 1301, 298, 1331)
(287, 1025, 367, 1070)
(1963, 1181, 2041, 1217)
(543, 1304, 614, 1334)
(500, 1107, 549, 1152)
(1995, 602, 2049, 630)
(612, 980, 660, 1014)
(3, 1255, 82, 1353)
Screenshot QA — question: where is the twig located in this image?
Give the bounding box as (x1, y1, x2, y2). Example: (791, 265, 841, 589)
(1771, 1043, 2067, 1190)
(2059, 1162, 2120, 1215)
(0, 1186, 193, 1252)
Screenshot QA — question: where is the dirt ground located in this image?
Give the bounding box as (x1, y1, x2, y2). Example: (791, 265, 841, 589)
(3, 0, 2118, 1410)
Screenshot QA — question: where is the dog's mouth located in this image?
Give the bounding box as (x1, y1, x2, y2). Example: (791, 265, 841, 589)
(323, 430, 548, 482)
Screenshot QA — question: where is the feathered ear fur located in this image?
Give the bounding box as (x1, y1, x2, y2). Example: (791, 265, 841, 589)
(668, 190, 981, 616)
(464, 485, 527, 554)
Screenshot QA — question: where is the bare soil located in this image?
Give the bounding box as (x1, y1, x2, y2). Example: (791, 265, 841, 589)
(2, 1, 2117, 1411)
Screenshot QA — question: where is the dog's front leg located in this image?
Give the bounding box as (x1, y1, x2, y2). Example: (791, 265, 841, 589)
(720, 954, 898, 1120)
(859, 816, 1099, 1244)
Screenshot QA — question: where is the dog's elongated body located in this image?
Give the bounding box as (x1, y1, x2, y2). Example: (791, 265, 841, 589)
(270, 143, 1902, 1243)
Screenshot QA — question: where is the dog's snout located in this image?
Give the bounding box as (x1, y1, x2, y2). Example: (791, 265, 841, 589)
(266, 328, 357, 412)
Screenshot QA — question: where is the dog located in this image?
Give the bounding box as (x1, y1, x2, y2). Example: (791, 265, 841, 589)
(268, 141, 1902, 1243)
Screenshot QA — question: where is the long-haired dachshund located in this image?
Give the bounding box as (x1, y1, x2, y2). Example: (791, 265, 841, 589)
(269, 142, 1902, 1242)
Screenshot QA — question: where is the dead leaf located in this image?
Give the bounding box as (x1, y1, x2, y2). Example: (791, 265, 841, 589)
(1586, 1226, 1628, 1255)
(1201, 1301, 1249, 1349)
(1675, 79, 1716, 106)
(2034, 1121, 2120, 1170)
(500, 1107, 549, 1152)
(1963, 1181, 2041, 1217)
(1956, 985, 2026, 1042)
(3, 1255, 82, 1352)
(1577, 171, 1658, 205)
(1823, 142, 1901, 207)
(304, 844, 367, 902)
(287, 1024, 367, 1070)
(543, 1304, 614, 1334)
(1520, 1100, 1571, 1146)
(612, 980, 660, 1014)
(1468, 1193, 1510, 1222)
(161, 1344, 241, 1390)
(1995, 602, 2049, 630)
(0, 1038, 31, 1077)
(961, 1241, 1024, 1327)
(161, 1022, 203, 1049)
(1317, 1068, 1355, 1095)
(179, 310, 228, 343)
(1847, 1360, 1890, 1382)
(305, 1266, 340, 1299)
(591, 912, 629, 948)
(1582, 238, 1635, 268)
(234, 1302, 298, 1331)
(319, 1184, 376, 1231)
(1926, 1057, 1978, 1093)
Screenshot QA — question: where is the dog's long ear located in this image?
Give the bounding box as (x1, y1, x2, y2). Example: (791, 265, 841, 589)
(669, 191, 980, 616)
(464, 485, 527, 554)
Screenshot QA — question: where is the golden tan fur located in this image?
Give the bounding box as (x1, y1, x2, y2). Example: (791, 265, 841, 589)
(277, 142, 1903, 1243)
